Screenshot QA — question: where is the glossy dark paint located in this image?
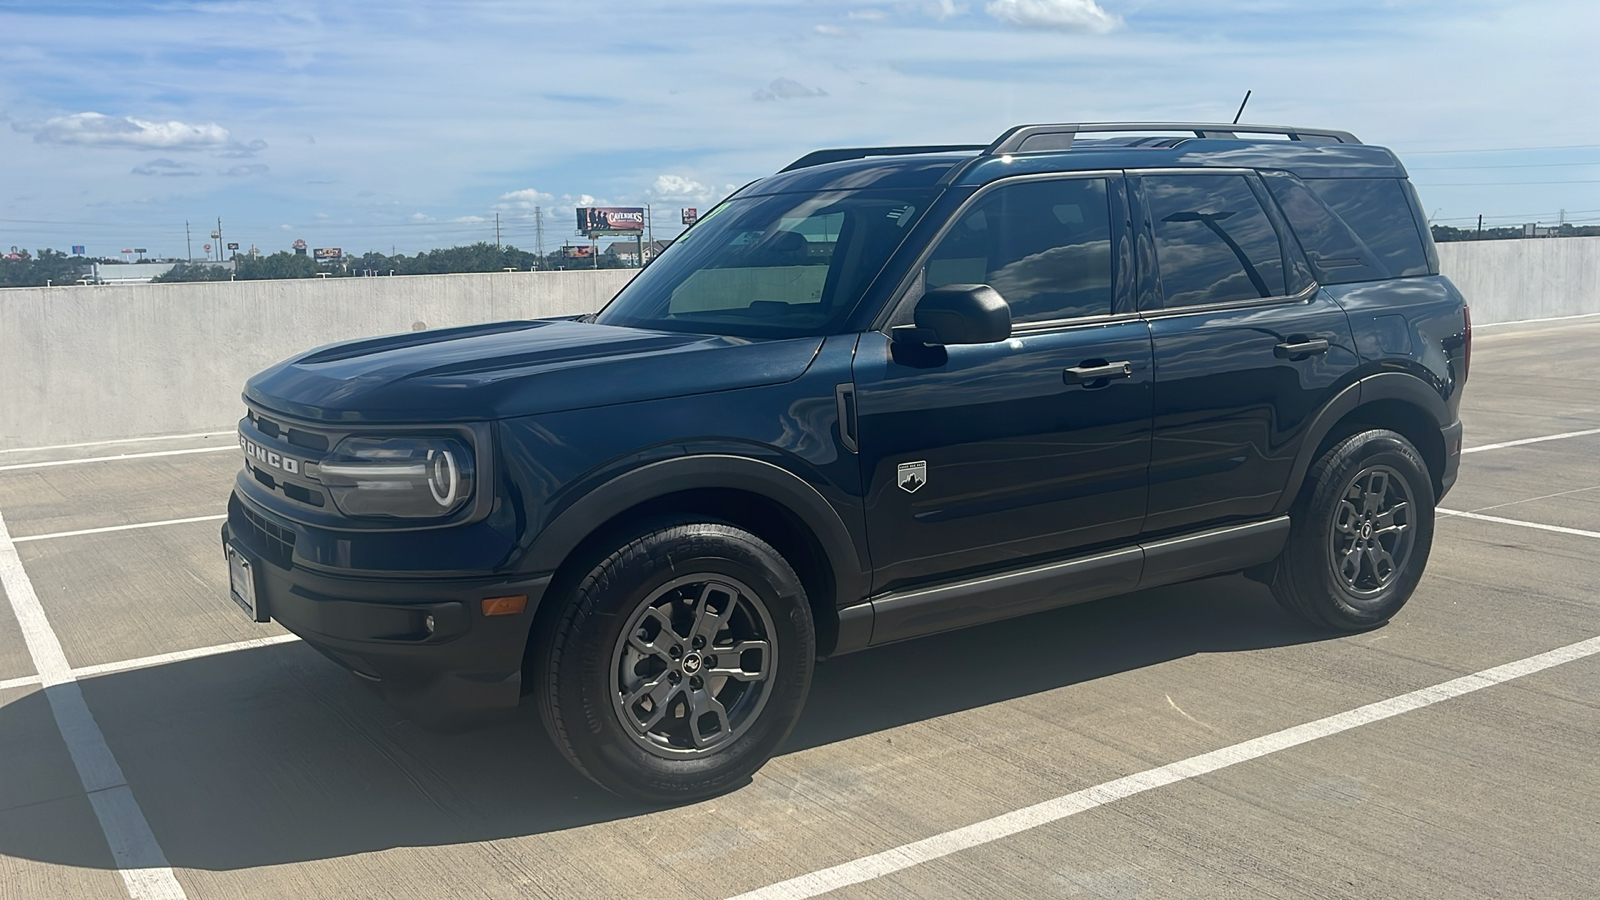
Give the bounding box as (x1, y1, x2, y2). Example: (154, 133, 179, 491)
(854, 323, 1154, 592)
(1142, 293, 1362, 534)
(245, 319, 822, 423)
(227, 132, 1469, 722)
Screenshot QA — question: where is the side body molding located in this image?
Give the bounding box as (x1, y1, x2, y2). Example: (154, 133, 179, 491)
(521, 454, 870, 606)
(1269, 371, 1451, 518)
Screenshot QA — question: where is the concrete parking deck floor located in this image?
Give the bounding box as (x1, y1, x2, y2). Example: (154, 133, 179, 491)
(3, 321, 1598, 899)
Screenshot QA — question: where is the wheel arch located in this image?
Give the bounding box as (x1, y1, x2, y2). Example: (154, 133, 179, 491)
(1274, 372, 1450, 516)
(521, 455, 866, 660)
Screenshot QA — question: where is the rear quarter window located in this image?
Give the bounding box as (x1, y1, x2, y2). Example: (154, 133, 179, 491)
(1301, 177, 1431, 280)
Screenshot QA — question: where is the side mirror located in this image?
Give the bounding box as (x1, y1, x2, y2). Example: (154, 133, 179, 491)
(893, 284, 1012, 346)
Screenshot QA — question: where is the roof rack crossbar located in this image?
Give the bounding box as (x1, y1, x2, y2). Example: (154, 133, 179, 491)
(985, 122, 1361, 155)
(780, 144, 990, 173)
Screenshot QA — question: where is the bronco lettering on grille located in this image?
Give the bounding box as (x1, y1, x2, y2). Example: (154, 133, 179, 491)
(239, 434, 302, 475)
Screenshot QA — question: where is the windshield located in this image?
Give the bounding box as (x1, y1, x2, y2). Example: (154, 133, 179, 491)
(595, 189, 937, 338)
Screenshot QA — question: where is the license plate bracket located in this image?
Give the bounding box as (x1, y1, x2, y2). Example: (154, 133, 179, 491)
(227, 544, 267, 623)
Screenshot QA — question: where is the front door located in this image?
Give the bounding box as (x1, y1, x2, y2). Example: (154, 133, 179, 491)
(853, 174, 1154, 593)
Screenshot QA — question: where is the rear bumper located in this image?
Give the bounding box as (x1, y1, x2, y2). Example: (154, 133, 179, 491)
(1439, 419, 1463, 500)
(223, 496, 551, 730)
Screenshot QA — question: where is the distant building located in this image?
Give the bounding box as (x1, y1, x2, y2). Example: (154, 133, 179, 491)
(90, 260, 233, 284)
(604, 239, 674, 265)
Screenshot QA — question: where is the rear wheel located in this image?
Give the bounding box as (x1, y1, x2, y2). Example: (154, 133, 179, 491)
(537, 520, 814, 802)
(1272, 429, 1435, 631)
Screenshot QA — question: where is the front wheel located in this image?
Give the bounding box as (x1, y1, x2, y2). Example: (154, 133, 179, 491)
(536, 520, 814, 802)
(1271, 429, 1436, 631)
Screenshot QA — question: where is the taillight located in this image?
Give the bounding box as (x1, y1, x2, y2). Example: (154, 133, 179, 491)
(1462, 305, 1472, 383)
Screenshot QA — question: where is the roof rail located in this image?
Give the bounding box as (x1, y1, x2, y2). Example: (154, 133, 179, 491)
(985, 122, 1361, 155)
(780, 144, 989, 173)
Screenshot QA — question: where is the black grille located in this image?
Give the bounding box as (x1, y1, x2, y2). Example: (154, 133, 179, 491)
(248, 409, 330, 452)
(238, 502, 296, 569)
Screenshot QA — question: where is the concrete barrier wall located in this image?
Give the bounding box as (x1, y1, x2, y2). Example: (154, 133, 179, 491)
(2, 239, 1597, 449)
(1437, 236, 1600, 326)
(0, 270, 634, 448)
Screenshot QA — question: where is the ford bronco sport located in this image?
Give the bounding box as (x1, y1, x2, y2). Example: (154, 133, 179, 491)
(225, 122, 1470, 801)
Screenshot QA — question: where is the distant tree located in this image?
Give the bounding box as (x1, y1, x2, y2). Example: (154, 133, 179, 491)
(236, 251, 318, 280)
(0, 248, 88, 287)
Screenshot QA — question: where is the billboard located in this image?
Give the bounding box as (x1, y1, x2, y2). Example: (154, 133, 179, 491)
(577, 207, 645, 236)
(562, 244, 594, 258)
(227, 242, 240, 251)
(72, 245, 85, 255)
(313, 247, 342, 260)
(681, 208, 698, 226)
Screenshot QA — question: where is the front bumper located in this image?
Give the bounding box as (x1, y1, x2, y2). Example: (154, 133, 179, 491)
(223, 494, 551, 730)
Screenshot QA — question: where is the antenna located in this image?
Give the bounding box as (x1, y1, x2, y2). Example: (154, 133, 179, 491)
(1232, 90, 1252, 125)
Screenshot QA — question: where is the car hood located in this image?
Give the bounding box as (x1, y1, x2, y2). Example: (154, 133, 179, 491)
(244, 319, 824, 423)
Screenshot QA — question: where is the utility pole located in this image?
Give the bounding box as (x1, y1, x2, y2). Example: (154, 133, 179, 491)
(495, 213, 501, 250)
(534, 206, 545, 269)
(186, 221, 193, 261)
(1476, 214, 1483, 241)
(216, 217, 223, 262)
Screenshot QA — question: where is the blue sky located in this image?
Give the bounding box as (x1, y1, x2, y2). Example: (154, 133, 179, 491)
(3, 0, 1598, 258)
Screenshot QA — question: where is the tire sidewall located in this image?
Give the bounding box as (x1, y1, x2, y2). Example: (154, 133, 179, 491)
(1297, 431, 1436, 628)
(550, 523, 813, 801)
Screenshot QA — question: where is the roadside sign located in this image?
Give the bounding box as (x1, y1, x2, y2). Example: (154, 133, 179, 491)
(71, 245, 85, 255)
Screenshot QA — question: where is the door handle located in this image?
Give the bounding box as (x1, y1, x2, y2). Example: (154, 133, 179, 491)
(1274, 338, 1329, 359)
(1063, 361, 1133, 385)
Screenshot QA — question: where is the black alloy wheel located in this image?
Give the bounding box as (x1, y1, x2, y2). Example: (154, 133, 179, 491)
(1271, 429, 1436, 631)
(536, 519, 814, 802)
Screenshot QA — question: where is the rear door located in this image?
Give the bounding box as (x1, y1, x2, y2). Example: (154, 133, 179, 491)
(853, 173, 1154, 592)
(1132, 169, 1359, 535)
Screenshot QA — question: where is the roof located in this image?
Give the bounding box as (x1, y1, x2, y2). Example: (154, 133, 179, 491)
(744, 122, 1409, 197)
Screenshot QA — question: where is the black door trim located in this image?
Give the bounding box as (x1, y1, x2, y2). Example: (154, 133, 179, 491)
(831, 514, 1290, 653)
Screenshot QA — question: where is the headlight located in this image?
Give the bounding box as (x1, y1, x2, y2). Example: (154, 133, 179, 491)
(318, 436, 475, 519)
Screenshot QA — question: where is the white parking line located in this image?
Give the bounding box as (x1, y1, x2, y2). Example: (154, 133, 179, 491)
(12, 515, 228, 544)
(1463, 427, 1600, 454)
(0, 508, 188, 900)
(1438, 508, 1600, 541)
(72, 634, 301, 679)
(728, 634, 1600, 900)
(0, 634, 303, 693)
(0, 445, 236, 473)
(0, 431, 233, 456)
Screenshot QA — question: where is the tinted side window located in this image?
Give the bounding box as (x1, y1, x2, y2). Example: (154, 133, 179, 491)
(1303, 178, 1430, 278)
(1261, 171, 1389, 284)
(926, 178, 1113, 323)
(1144, 174, 1287, 307)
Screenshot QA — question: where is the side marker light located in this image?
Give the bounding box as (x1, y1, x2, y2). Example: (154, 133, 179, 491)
(482, 595, 527, 617)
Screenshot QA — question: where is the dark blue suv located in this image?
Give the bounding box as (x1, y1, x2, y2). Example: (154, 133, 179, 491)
(224, 122, 1470, 800)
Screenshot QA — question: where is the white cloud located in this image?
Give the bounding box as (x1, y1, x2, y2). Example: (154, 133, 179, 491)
(649, 174, 713, 199)
(495, 188, 556, 209)
(130, 158, 201, 176)
(753, 78, 829, 101)
(814, 24, 854, 37)
(409, 212, 434, 222)
(222, 163, 269, 177)
(19, 112, 236, 151)
(926, 0, 967, 20)
(984, 0, 1121, 32)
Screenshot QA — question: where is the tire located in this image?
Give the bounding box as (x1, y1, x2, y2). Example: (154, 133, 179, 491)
(536, 519, 814, 803)
(1271, 429, 1436, 631)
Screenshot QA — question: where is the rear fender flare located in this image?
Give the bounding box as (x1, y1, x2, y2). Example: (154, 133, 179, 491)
(1272, 372, 1448, 517)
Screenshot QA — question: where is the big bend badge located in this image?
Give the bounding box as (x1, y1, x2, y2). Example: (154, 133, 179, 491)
(896, 460, 927, 494)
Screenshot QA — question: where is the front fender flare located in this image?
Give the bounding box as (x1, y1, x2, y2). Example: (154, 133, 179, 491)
(521, 454, 868, 606)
